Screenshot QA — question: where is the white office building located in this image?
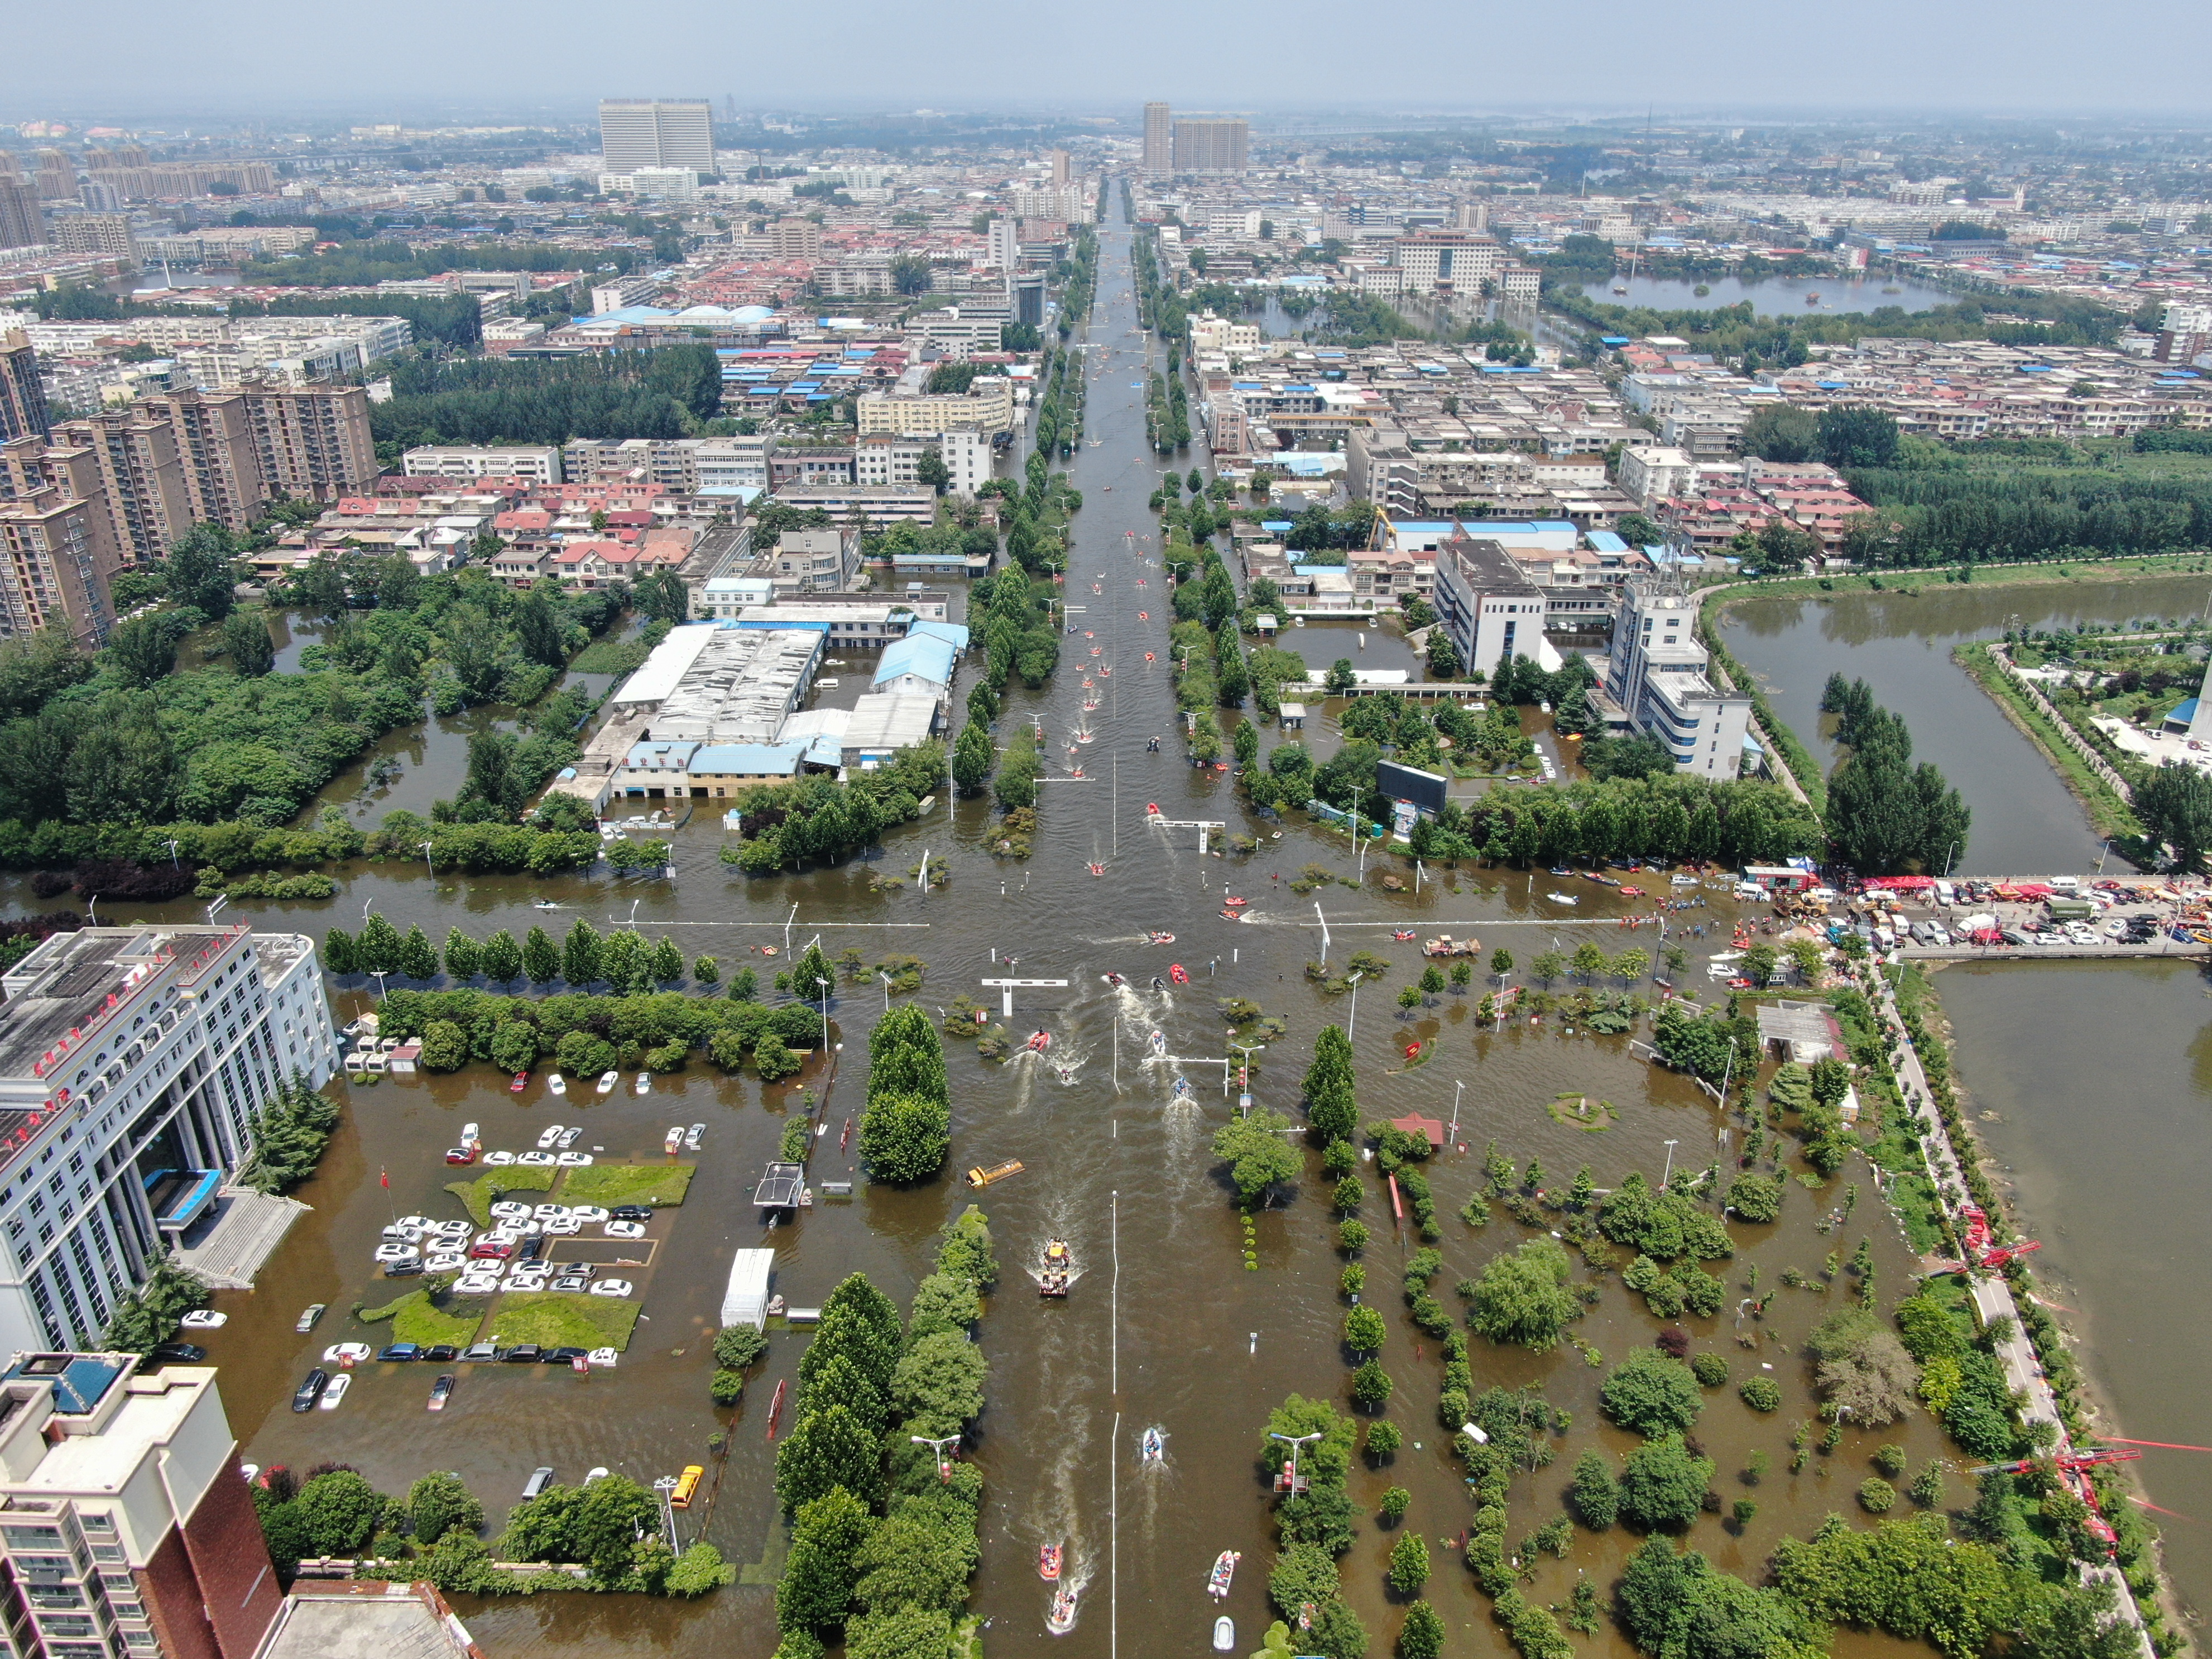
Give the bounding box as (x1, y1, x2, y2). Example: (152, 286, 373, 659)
(598, 99, 715, 175)
(1601, 581, 1753, 780)
(0, 926, 337, 1355)
(401, 444, 562, 484)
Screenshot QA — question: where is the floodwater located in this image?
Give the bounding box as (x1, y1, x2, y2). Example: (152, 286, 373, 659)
(1934, 958, 2212, 1619)
(1721, 575, 2212, 876)
(36, 190, 1965, 1658)
(1574, 275, 1956, 317)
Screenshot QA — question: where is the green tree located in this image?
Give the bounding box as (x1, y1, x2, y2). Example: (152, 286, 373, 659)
(520, 925, 560, 984)
(1602, 1350, 1705, 1436)
(1570, 1449, 1619, 1528)
(1386, 1532, 1431, 1594)
(1741, 403, 1820, 463)
(220, 609, 276, 675)
(479, 938, 522, 986)
(776, 1403, 882, 1513)
(165, 524, 242, 619)
(1467, 1239, 1581, 1351)
(1818, 404, 1901, 469)
(442, 928, 483, 980)
(1345, 1306, 1387, 1354)
(418, 1018, 467, 1072)
(561, 918, 603, 986)
(398, 924, 439, 981)
(858, 1091, 949, 1183)
(296, 1469, 385, 1556)
(1618, 1536, 1820, 1659)
(951, 721, 994, 794)
(1398, 1601, 1444, 1659)
(407, 1472, 483, 1546)
(1212, 1109, 1300, 1204)
(1617, 1433, 1715, 1531)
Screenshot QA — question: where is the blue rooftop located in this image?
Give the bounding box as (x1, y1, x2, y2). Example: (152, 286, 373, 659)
(1586, 531, 1628, 554)
(691, 742, 807, 775)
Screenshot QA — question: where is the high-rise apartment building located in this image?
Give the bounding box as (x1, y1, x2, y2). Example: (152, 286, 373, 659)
(0, 924, 337, 1356)
(139, 391, 263, 533)
(0, 435, 124, 645)
(0, 181, 40, 252)
(32, 151, 76, 204)
(1048, 149, 1071, 186)
(1142, 102, 1173, 176)
(0, 1353, 284, 1659)
(51, 411, 188, 565)
(0, 487, 119, 648)
(598, 99, 715, 175)
(0, 334, 49, 444)
(1171, 118, 1249, 174)
(239, 385, 376, 503)
(46, 216, 135, 261)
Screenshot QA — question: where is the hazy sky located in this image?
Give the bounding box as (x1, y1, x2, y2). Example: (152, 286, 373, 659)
(7, 0, 2211, 123)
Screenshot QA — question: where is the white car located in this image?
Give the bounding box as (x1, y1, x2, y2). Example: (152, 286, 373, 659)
(556, 1126, 582, 1149)
(556, 1152, 594, 1167)
(452, 1272, 501, 1296)
(603, 1220, 647, 1240)
(381, 1222, 424, 1243)
(490, 1202, 532, 1222)
(541, 1217, 582, 1236)
(373, 1242, 420, 1264)
(569, 1206, 610, 1224)
(536, 1125, 564, 1150)
(532, 1204, 572, 1221)
(424, 1252, 468, 1273)
(179, 1310, 227, 1330)
(587, 1347, 618, 1367)
(516, 1152, 558, 1167)
(589, 1279, 634, 1298)
(396, 1215, 433, 1232)
(483, 1149, 517, 1166)
(430, 1219, 472, 1240)
(459, 1122, 479, 1145)
(323, 1342, 373, 1363)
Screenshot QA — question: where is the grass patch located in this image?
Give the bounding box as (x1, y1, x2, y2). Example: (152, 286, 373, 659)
(559, 1162, 695, 1209)
(358, 1287, 487, 1347)
(1544, 1093, 1618, 1131)
(569, 636, 655, 675)
(444, 1166, 556, 1226)
(483, 1291, 641, 1353)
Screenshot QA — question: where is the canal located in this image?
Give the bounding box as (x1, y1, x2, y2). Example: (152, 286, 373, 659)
(1720, 575, 2212, 877)
(41, 191, 1984, 1658)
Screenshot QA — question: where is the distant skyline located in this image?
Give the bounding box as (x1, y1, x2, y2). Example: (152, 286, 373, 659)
(4, 0, 2210, 124)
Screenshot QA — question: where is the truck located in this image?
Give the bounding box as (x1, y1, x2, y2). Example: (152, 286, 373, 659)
(1422, 934, 1480, 958)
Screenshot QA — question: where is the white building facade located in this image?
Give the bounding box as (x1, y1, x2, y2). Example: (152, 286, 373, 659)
(0, 927, 337, 1355)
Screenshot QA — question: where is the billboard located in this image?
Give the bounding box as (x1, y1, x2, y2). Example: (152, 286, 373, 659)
(1376, 760, 1448, 817)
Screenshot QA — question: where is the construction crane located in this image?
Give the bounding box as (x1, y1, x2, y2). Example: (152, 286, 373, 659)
(1933, 1204, 2043, 1274)
(1970, 1447, 2141, 1550)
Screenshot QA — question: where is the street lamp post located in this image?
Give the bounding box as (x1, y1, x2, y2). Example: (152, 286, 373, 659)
(910, 1433, 960, 1483)
(362, 896, 376, 923)
(1231, 1041, 1265, 1114)
(164, 838, 181, 870)
(1269, 1430, 1322, 1495)
(816, 977, 832, 1052)
(419, 840, 435, 878)
(1346, 971, 1366, 1041)
(1661, 1139, 1680, 1188)
(878, 971, 894, 1012)
(1450, 1079, 1465, 1144)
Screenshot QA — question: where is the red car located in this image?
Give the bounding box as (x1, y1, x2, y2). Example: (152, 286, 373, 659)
(468, 1238, 514, 1260)
(444, 1147, 478, 1166)
(509, 1072, 529, 1094)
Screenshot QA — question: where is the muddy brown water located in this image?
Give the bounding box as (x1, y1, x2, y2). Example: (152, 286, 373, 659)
(22, 194, 1968, 1659)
